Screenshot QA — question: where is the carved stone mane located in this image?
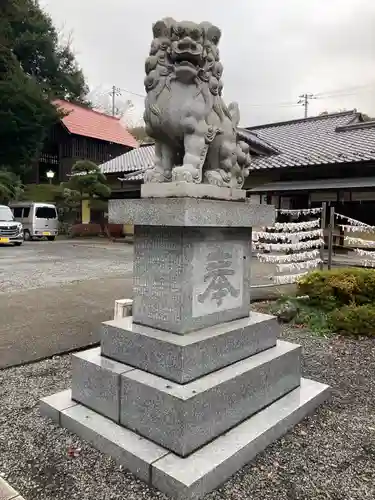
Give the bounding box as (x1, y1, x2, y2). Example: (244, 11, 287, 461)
(143, 18, 251, 188)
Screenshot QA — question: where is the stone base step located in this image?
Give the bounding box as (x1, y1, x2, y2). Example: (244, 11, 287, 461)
(102, 312, 279, 384)
(71, 341, 301, 456)
(40, 378, 329, 500)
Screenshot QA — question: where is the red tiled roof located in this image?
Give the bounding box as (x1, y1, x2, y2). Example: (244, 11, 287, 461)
(53, 99, 139, 148)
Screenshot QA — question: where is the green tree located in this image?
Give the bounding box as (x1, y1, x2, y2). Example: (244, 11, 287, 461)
(0, 0, 90, 177)
(0, 45, 61, 176)
(0, 169, 24, 204)
(63, 160, 111, 222)
(2, 0, 89, 102)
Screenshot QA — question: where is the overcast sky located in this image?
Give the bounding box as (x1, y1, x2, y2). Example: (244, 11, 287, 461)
(40, 0, 375, 126)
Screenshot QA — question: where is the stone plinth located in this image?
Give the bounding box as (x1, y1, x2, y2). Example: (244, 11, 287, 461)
(141, 182, 246, 201)
(109, 197, 275, 228)
(70, 341, 300, 457)
(41, 379, 329, 500)
(40, 195, 329, 500)
(110, 198, 274, 334)
(101, 312, 279, 383)
(133, 225, 251, 333)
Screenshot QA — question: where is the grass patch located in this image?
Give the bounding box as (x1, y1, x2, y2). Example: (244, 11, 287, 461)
(266, 296, 332, 336)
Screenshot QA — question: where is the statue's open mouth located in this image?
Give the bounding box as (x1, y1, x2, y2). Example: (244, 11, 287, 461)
(174, 51, 201, 68)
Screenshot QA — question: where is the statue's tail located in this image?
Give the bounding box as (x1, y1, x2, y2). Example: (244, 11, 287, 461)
(228, 102, 240, 127)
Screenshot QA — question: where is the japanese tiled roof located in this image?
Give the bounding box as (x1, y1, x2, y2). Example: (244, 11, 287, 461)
(236, 127, 279, 154)
(99, 128, 276, 178)
(99, 110, 375, 178)
(248, 110, 375, 171)
(54, 99, 139, 148)
(100, 145, 154, 175)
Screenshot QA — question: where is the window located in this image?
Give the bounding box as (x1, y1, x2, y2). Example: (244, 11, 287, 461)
(12, 207, 23, 218)
(23, 207, 30, 217)
(0, 206, 14, 221)
(35, 206, 57, 219)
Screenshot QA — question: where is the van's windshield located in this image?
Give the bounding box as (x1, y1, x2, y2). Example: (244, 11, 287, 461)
(35, 206, 57, 219)
(0, 206, 14, 221)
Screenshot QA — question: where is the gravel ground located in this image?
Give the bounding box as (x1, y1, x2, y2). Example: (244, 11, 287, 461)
(1, 326, 374, 500)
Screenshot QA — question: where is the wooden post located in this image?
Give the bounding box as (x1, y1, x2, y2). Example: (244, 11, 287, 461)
(320, 202, 327, 270)
(327, 205, 335, 270)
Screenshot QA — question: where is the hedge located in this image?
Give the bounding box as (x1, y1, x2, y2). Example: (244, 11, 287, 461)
(328, 304, 375, 336)
(297, 268, 375, 310)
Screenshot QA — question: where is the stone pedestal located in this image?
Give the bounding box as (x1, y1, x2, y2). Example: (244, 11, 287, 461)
(40, 195, 329, 499)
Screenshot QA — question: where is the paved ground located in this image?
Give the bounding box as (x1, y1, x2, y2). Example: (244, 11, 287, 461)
(0, 240, 134, 369)
(0, 239, 280, 369)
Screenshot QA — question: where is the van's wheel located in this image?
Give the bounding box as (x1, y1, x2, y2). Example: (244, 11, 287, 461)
(23, 230, 31, 241)
(14, 242, 23, 246)
(47, 236, 56, 241)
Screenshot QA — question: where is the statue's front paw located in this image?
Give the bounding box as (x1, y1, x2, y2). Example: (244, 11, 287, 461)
(204, 169, 230, 187)
(172, 165, 200, 183)
(144, 167, 171, 183)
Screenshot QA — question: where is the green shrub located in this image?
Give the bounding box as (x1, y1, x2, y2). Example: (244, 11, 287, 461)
(328, 304, 375, 336)
(297, 268, 375, 310)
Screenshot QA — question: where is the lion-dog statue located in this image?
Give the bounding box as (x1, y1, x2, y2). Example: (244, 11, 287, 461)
(143, 18, 251, 188)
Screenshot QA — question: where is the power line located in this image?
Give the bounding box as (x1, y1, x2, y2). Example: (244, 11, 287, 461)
(103, 80, 375, 117)
(315, 88, 375, 100)
(315, 82, 375, 98)
(118, 87, 146, 99)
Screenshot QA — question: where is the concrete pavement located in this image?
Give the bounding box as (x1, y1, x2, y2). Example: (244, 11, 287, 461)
(0, 241, 133, 369)
(0, 276, 133, 369)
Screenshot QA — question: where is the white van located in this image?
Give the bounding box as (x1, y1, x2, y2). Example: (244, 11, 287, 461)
(9, 202, 58, 241)
(0, 205, 23, 245)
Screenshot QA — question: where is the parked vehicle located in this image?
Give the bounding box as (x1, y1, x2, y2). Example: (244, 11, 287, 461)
(9, 202, 58, 241)
(0, 205, 23, 246)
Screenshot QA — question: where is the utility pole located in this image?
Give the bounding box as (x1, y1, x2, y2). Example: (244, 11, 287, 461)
(109, 86, 121, 117)
(298, 93, 316, 118)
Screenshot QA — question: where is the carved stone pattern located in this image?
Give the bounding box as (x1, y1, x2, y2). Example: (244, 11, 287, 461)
(133, 226, 183, 324)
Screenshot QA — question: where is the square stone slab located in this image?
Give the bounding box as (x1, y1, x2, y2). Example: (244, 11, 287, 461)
(40, 378, 330, 500)
(0, 477, 20, 500)
(151, 378, 330, 500)
(109, 198, 275, 228)
(39, 389, 75, 424)
(71, 347, 134, 422)
(60, 404, 168, 483)
(120, 341, 301, 456)
(101, 312, 279, 383)
(141, 182, 246, 201)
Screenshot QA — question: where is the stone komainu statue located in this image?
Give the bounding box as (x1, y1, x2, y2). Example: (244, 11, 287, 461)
(143, 18, 251, 188)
